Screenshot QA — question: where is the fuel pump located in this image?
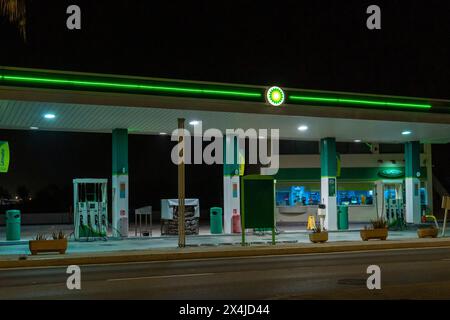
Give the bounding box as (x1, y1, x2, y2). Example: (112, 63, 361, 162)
(73, 178, 108, 240)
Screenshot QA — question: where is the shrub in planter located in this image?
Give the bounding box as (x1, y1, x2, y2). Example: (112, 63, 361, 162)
(417, 226, 438, 238)
(29, 231, 68, 255)
(360, 217, 388, 241)
(309, 223, 328, 243)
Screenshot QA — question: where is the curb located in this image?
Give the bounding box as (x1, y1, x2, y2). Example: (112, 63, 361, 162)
(1, 238, 450, 269)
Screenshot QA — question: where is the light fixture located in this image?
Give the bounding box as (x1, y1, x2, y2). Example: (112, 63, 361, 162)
(44, 113, 55, 119)
(289, 95, 431, 110)
(159, 132, 167, 135)
(30, 126, 39, 130)
(297, 125, 308, 131)
(189, 120, 200, 126)
(266, 86, 285, 106)
(401, 130, 412, 135)
(1, 74, 262, 99)
(354, 139, 361, 143)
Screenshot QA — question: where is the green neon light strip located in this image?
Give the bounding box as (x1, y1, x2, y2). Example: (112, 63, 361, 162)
(0, 74, 262, 98)
(289, 95, 431, 109)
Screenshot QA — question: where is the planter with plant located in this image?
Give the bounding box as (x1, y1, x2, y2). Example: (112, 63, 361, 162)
(29, 231, 68, 255)
(417, 226, 438, 238)
(417, 208, 439, 238)
(309, 223, 328, 243)
(360, 217, 388, 241)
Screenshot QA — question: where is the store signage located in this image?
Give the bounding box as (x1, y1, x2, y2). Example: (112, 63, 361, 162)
(378, 168, 404, 178)
(266, 86, 285, 106)
(0, 141, 10, 173)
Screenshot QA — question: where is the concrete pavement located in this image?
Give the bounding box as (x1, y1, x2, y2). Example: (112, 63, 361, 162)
(1, 222, 449, 269)
(1, 236, 450, 269)
(2, 224, 447, 256)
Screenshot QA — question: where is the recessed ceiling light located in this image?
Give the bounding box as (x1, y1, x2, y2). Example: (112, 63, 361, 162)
(159, 132, 167, 135)
(189, 120, 200, 126)
(297, 125, 308, 131)
(401, 130, 412, 135)
(44, 113, 55, 119)
(354, 139, 361, 143)
(30, 126, 39, 130)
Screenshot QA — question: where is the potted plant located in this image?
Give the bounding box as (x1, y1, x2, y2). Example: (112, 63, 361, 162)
(417, 226, 439, 238)
(29, 231, 68, 255)
(360, 217, 388, 241)
(309, 223, 328, 243)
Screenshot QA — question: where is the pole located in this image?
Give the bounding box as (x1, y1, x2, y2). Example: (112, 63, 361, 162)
(178, 118, 186, 248)
(442, 196, 449, 237)
(443, 208, 448, 237)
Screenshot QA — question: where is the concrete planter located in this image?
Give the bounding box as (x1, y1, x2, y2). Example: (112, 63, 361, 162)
(360, 228, 388, 241)
(29, 239, 68, 255)
(309, 232, 328, 243)
(417, 228, 438, 238)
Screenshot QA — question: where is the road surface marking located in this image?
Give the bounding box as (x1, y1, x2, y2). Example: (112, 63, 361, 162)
(106, 272, 215, 282)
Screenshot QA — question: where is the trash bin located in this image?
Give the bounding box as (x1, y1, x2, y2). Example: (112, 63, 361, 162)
(210, 207, 223, 234)
(338, 205, 349, 230)
(6, 210, 21, 240)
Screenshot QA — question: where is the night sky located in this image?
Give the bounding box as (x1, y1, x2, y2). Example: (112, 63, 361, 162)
(1, 1, 449, 213)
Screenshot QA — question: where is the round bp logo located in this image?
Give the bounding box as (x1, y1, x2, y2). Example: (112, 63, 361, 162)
(266, 86, 285, 106)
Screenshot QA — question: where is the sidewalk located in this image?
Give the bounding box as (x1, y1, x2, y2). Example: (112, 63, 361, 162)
(2, 226, 446, 256)
(1, 236, 450, 269)
(1, 227, 450, 255)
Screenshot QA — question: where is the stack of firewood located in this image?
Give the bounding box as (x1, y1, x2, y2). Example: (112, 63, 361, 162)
(161, 205, 199, 235)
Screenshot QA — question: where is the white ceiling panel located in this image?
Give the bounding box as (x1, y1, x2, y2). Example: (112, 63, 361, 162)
(1, 99, 450, 143)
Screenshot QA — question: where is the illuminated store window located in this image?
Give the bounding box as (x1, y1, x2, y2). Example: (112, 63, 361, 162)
(275, 183, 321, 206)
(337, 183, 375, 206)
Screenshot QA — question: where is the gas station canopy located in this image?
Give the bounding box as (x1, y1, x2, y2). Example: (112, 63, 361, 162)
(1, 66, 450, 143)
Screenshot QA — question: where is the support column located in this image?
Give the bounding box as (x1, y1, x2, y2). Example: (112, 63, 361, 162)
(405, 141, 421, 224)
(223, 135, 242, 234)
(424, 143, 433, 214)
(320, 138, 338, 230)
(112, 129, 129, 238)
(177, 118, 186, 248)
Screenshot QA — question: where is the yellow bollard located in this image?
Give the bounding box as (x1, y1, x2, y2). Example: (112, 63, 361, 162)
(307, 215, 316, 230)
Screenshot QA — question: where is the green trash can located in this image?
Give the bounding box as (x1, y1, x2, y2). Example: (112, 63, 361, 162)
(210, 207, 223, 234)
(338, 205, 349, 230)
(6, 210, 21, 241)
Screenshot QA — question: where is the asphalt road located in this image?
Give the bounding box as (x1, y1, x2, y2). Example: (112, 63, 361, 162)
(1, 247, 450, 299)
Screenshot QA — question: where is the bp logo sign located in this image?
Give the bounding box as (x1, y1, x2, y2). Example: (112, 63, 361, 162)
(378, 168, 404, 178)
(266, 86, 285, 106)
(0, 141, 10, 173)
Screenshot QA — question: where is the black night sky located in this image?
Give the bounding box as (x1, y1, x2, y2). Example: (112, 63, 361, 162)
(0, 1, 449, 214)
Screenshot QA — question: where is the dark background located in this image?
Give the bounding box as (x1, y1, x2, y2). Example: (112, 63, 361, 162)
(0, 0, 449, 214)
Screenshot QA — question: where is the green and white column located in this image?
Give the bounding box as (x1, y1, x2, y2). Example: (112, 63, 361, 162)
(320, 138, 338, 230)
(223, 135, 242, 234)
(112, 129, 129, 237)
(405, 141, 421, 224)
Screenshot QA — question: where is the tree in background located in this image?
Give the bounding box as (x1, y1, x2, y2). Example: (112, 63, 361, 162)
(0, 0, 26, 39)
